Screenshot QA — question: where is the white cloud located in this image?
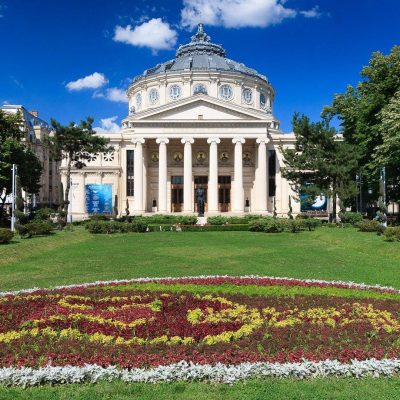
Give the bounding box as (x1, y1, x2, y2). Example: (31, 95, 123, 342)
(181, 0, 320, 29)
(66, 72, 108, 91)
(94, 116, 120, 133)
(113, 18, 177, 53)
(93, 87, 128, 103)
(300, 6, 322, 18)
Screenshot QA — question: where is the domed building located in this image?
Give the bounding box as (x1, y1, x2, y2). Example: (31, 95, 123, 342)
(64, 24, 301, 218)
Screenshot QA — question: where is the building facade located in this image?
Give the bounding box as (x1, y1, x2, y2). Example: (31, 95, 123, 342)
(63, 25, 301, 219)
(1, 105, 61, 209)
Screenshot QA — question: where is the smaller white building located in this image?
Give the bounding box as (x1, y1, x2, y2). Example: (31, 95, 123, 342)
(63, 25, 306, 219)
(1, 105, 61, 209)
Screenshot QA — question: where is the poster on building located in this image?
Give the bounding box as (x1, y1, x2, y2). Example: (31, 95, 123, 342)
(85, 184, 112, 215)
(300, 194, 327, 212)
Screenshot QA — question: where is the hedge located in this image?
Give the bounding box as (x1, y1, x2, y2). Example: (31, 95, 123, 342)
(180, 224, 249, 232)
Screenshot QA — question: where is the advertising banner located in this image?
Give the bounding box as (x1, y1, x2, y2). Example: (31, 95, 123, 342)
(300, 194, 327, 212)
(85, 184, 112, 214)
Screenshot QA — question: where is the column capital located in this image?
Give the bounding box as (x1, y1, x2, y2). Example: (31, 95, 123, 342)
(256, 136, 269, 144)
(181, 137, 194, 145)
(156, 137, 170, 145)
(132, 137, 145, 145)
(232, 137, 245, 144)
(207, 137, 221, 145)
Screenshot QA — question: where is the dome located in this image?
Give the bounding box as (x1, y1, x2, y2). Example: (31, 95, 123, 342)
(132, 24, 269, 84)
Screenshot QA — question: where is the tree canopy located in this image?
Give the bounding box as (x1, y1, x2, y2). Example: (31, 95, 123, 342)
(280, 113, 359, 220)
(0, 110, 42, 217)
(323, 45, 400, 200)
(49, 117, 111, 221)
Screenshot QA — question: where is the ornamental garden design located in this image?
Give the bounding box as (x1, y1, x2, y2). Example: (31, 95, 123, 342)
(1, 276, 400, 385)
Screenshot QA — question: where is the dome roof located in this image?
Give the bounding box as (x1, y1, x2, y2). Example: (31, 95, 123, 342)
(132, 24, 269, 84)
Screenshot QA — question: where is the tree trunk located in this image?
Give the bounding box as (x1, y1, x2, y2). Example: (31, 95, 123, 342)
(64, 156, 72, 224)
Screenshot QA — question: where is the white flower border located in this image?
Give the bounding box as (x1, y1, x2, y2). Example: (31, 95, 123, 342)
(1, 274, 400, 297)
(1, 275, 400, 386)
(1, 359, 400, 387)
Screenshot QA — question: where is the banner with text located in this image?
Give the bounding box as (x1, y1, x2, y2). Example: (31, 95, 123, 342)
(85, 184, 112, 214)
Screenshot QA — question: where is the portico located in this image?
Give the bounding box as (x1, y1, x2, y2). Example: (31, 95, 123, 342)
(129, 132, 273, 215)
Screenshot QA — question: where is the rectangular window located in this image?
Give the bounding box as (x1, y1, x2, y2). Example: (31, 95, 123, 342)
(268, 150, 276, 197)
(171, 176, 184, 185)
(127, 150, 134, 196)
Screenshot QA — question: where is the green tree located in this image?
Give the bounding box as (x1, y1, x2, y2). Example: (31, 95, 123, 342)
(49, 117, 111, 223)
(280, 113, 359, 221)
(323, 46, 400, 200)
(0, 111, 42, 219)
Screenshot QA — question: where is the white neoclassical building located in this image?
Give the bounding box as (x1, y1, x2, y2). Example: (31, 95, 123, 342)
(63, 24, 302, 219)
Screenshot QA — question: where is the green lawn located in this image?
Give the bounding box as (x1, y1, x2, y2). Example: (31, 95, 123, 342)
(0, 227, 400, 399)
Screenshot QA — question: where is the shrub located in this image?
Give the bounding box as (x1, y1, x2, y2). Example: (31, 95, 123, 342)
(303, 218, 322, 231)
(175, 216, 198, 225)
(33, 208, 53, 221)
(207, 216, 228, 225)
(356, 219, 385, 234)
(25, 221, 54, 236)
(249, 218, 285, 233)
(15, 223, 32, 238)
(89, 214, 110, 221)
(0, 228, 13, 244)
(180, 224, 249, 232)
(285, 219, 304, 233)
(383, 226, 400, 242)
(339, 211, 363, 225)
(15, 210, 30, 225)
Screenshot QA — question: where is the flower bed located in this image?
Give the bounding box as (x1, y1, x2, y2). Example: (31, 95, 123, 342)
(1, 276, 400, 386)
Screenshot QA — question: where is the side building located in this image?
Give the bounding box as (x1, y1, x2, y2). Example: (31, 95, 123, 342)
(1, 105, 61, 209)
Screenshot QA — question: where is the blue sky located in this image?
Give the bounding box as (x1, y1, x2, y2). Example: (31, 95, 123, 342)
(0, 0, 399, 132)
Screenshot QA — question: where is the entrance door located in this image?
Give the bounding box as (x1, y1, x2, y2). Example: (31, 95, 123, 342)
(194, 176, 208, 212)
(171, 176, 183, 212)
(218, 176, 231, 212)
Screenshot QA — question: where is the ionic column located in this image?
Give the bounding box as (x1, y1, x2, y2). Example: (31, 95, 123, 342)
(207, 137, 221, 213)
(132, 138, 145, 213)
(156, 137, 169, 213)
(255, 137, 269, 212)
(181, 137, 194, 213)
(232, 137, 245, 212)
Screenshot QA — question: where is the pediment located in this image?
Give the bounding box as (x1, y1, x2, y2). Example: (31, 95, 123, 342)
(135, 95, 266, 121)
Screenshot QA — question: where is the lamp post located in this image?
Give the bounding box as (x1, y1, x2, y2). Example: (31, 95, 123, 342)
(11, 164, 17, 231)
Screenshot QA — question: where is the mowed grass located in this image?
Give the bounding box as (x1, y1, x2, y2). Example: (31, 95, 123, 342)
(0, 227, 400, 291)
(2, 378, 400, 400)
(1, 227, 400, 399)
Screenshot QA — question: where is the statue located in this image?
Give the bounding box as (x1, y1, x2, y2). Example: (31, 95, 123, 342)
(196, 184, 205, 217)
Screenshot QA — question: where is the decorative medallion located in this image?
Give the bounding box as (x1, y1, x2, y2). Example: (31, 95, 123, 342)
(136, 93, 142, 110)
(242, 88, 253, 104)
(193, 83, 208, 95)
(196, 151, 206, 163)
(243, 151, 252, 163)
(149, 88, 159, 104)
(169, 84, 181, 100)
(219, 84, 233, 101)
(220, 151, 229, 162)
(260, 92, 266, 108)
(103, 152, 115, 162)
(173, 151, 183, 163)
(151, 152, 159, 162)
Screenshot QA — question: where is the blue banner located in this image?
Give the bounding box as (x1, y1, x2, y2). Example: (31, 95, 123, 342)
(300, 194, 327, 211)
(85, 184, 113, 214)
